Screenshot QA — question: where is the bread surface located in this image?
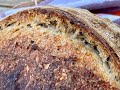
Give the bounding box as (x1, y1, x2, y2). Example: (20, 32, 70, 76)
(0, 6, 120, 90)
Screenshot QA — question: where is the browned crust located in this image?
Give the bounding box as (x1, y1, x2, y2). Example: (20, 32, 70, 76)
(1, 7, 119, 68)
(0, 6, 120, 88)
(0, 29, 118, 90)
(1, 8, 119, 55)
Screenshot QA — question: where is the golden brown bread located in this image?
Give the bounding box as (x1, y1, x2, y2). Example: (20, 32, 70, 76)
(0, 6, 120, 89)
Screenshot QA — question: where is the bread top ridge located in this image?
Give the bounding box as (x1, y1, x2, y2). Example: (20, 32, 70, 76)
(0, 6, 120, 89)
(0, 6, 120, 61)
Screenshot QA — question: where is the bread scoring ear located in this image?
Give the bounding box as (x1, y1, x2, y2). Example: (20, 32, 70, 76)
(0, 6, 120, 89)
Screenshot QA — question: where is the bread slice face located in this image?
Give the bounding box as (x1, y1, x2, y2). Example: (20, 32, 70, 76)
(0, 6, 120, 89)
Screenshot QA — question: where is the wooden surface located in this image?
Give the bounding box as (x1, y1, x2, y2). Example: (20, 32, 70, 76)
(0, 0, 43, 11)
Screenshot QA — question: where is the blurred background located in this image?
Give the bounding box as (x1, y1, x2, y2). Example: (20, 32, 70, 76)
(0, 0, 120, 25)
(0, 0, 43, 11)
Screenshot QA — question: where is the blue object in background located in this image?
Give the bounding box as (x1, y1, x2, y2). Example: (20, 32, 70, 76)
(0, 0, 120, 25)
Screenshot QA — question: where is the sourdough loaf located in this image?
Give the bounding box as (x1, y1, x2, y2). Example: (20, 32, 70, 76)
(0, 6, 120, 90)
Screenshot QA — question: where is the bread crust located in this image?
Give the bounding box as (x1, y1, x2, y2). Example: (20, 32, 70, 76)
(0, 6, 120, 89)
(0, 6, 119, 60)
